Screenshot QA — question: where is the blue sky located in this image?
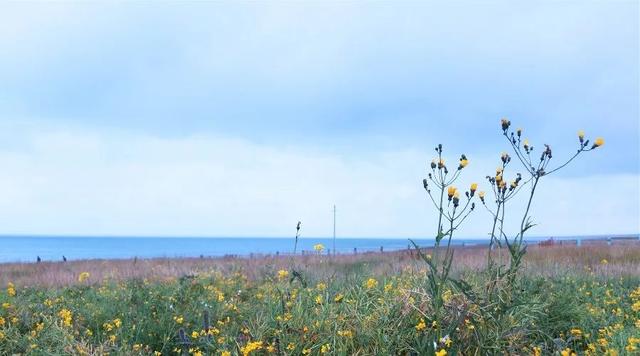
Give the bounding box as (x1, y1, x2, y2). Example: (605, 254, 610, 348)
(0, 2, 638, 238)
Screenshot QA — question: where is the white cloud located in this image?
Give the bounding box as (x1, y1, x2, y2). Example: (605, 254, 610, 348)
(0, 128, 636, 238)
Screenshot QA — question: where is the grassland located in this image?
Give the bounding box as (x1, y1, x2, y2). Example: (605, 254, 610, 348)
(0, 243, 639, 355)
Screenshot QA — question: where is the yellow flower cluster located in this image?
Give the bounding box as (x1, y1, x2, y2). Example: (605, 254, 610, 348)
(6, 282, 16, 297)
(78, 272, 90, 282)
(240, 340, 263, 355)
(277, 269, 289, 280)
(365, 278, 378, 289)
(58, 309, 73, 327)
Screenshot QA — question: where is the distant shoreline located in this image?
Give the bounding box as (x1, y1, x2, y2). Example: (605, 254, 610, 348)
(0, 234, 638, 264)
(0, 234, 638, 266)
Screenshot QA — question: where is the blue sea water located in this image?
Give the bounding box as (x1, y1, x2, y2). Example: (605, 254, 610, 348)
(0, 236, 482, 263)
(0, 234, 636, 263)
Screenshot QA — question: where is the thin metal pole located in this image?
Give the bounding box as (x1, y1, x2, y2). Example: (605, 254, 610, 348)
(333, 205, 336, 256)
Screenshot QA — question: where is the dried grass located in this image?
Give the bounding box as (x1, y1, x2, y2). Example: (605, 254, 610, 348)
(1, 242, 638, 288)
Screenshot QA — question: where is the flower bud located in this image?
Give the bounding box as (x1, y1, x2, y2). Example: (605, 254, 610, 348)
(501, 118, 511, 131)
(578, 130, 585, 143)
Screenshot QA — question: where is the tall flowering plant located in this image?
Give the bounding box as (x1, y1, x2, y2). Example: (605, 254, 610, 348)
(413, 144, 477, 354)
(494, 119, 604, 278)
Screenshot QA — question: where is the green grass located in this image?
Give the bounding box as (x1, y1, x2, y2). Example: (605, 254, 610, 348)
(0, 251, 639, 355)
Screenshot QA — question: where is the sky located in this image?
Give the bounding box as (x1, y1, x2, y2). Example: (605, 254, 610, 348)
(0, 1, 638, 238)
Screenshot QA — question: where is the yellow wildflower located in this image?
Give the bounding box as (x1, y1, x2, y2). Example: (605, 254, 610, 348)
(6, 282, 15, 297)
(78, 272, 90, 282)
(277, 269, 289, 280)
(593, 137, 604, 148)
(447, 186, 457, 198)
(240, 341, 263, 356)
(266, 345, 276, 353)
(58, 309, 72, 327)
(365, 278, 378, 289)
(570, 328, 582, 338)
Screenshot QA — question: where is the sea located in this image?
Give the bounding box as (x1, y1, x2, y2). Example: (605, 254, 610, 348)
(0, 234, 636, 263)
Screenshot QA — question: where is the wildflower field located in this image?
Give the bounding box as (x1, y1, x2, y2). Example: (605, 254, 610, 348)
(1, 120, 634, 355)
(0, 244, 639, 356)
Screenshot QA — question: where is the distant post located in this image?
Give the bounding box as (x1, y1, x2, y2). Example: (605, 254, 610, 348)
(333, 205, 337, 257)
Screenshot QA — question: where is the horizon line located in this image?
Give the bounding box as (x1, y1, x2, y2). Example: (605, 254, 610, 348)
(0, 233, 637, 240)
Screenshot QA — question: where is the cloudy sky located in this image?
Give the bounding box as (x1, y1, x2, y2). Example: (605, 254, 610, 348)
(0, 1, 637, 238)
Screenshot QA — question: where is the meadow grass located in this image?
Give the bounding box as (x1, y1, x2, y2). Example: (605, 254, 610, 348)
(0, 243, 638, 355)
